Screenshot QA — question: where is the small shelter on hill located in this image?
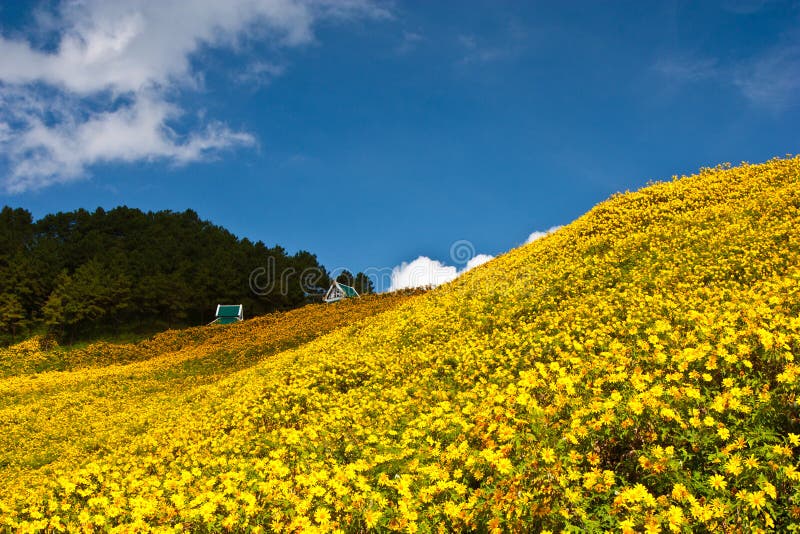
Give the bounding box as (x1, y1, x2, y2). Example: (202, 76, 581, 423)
(323, 281, 359, 303)
(211, 304, 243, 324)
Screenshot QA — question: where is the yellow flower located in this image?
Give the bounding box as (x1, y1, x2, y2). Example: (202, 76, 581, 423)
(314, 507, 331, 525)
(671, 483, 689, 501)
(709, 474, 726, 491)
(364, 509, 381, 528)
(747, 491, 766, 510)
(620, 519, 636, 534)
(628, 398, 644, 415)
(744, 456, 759, 469)
(761, 481, 776, 500)
(724, 456, 741, 476)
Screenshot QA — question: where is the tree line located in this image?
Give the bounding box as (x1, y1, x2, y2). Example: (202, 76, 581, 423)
(0, 206, 373, 344)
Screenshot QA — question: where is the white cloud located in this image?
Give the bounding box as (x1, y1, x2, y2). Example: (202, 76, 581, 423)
(388, 248, 495, 291)
(4, 93, 256, 193)
(0, 0, 386, 192)
(465, 253, 493, 270)
(525, 225, 562, 244)
(389, 224, 568, 291)
(389, 225, 569, 292)
(390, 256, 459, 290)
(389, 225, 568, 291)
(0, 0, 374, 94)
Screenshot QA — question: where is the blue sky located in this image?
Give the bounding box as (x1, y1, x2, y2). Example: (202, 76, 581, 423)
(0, 0, 798, 290)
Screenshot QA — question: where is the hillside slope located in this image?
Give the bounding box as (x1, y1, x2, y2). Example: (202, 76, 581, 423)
(4, 158, 800, 532)
(0, 292, 418, 506)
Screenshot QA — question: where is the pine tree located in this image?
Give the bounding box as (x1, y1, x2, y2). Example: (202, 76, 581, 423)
(336, 270, 356, 287)
(354, 272, 375, 295)
(0, 293, 26, 343)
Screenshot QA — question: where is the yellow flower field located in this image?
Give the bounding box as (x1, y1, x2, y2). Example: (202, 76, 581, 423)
(2, 158, 800, 532)
(0, 293, 419, 511)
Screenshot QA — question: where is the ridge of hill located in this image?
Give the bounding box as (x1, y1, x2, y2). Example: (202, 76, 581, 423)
(3, 158, 800, 532)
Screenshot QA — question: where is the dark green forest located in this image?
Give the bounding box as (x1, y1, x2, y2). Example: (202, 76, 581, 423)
(0, 206, 374, 344)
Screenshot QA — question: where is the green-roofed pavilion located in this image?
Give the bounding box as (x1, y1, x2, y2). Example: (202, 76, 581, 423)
(323, 281, 359, 303)
(211, 304, 243, 325)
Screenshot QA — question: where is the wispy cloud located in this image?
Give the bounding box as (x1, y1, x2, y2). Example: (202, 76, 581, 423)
(653, 30, 800, 111)
(455, 20, 528, 67)
(457, 34, 512, 65)
(733, 42, 800, 111)
(720, 0, 772, 15)
(0, 121, 10, 144)
(235, 61, 287, 88)
(4, 93, 256, 193)
(653, 56, 718, 83)
(395, 30, 424, 54)
(0, 0, 386, 193)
